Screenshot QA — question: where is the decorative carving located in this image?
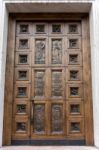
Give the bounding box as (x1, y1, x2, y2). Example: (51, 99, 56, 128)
(36, 25, 45, 33)
(19, 54, 28, 64)
(52, 71, 62, 97)
(19, 39, 28, 49)
(19, 71, 27, 80)
(52, 104, 63, 133)
(70, 70, 78, 80)
(69, 39, 78, 49)
(69, 25, 78, 33)
(52, 39, 62, 64)
(35, 40, 45, 64)
(70, 87, 79, 96)
(70, 122, 80, 132)
(52, 25, 61, 33)
(34, 104, 45, 133)
(17, 104, 26, 113)
(70, 104, 80, 113)
(16, 122, 26, 132)
(69, 54, 78, 64)
(34, 71, 45, 96)
(20, 25, 29, 33)
(17, 87, 27, 97)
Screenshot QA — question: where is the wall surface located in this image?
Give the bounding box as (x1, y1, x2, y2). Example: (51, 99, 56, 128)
(0, 0, 99, 148)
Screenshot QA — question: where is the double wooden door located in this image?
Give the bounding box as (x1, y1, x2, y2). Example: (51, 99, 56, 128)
(3, 16, 93, 145)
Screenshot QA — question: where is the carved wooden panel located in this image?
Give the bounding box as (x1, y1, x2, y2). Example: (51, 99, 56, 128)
(36, 25, 45, 33)
(34, 71, 45, 97)
(35, 39, 46, 64)
(33, 104, 45, 134)
(51, 39, 62, 64)
(67, 118, 84, 137)
(52, 24, 61, 33)
(51, 70, 62, 97)
(51, 104, 63, 134)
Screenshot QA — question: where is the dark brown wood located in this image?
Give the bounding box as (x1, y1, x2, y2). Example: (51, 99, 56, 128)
(3, 16, 16, 145)
(3, 13, 93, 146)
(82, 16, 94, 145)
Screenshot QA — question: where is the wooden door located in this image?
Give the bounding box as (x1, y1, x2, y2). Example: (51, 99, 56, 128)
(4, 14, 93, 145)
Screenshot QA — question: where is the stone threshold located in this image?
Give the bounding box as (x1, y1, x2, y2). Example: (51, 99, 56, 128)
(0, 146, 99, 150)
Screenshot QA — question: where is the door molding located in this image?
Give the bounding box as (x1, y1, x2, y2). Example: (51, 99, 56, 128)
(3, 13, 94, 146)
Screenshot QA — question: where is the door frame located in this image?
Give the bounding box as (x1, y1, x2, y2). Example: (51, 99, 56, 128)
(3, 13, 94, 146)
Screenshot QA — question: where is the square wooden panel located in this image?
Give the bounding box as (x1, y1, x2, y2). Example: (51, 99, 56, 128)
(16, 36, 32, 51)
(15, 51, 31, 66)
(66, 100, 84, 116)
(14, 83, 30, 99)
(67, 36, 81, 51)
(67, 117, 84, 138)
(67, 51, 82, 66)
(13, 100, 30, 116)
(67, 84, 83, 99)
(12, 116, 30, 139)
(49, 23, 64, 35)
(34, 23, 48, 35)
(16, 22, 32, 35)
(66, 67, 82, 82)
(66, 22, 81, 35)
(15, 67, 31, 82)
(32, 37, 48, 66)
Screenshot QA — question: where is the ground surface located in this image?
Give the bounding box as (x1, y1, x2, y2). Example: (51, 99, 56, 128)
(0, 146, 99, 150)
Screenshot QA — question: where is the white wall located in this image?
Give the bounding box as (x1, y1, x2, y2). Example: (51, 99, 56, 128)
(0, 1, 8, 147)
(0, 0, 99, 148)
(90, 0, 99, 148)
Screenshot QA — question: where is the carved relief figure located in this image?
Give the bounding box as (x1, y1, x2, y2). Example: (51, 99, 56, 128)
(52, 71, 62, 96)
(52, 104, 63, 133)
(35, 40, 45, 64)
(34, 104, 45, 133)
(52, 39, 62, 64)
(34, 71, 45, 96)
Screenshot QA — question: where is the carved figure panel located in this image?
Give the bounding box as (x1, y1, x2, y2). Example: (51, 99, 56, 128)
(18, 71, 27, 80)
(52, 71, 62, 97)
(70, 70, 78, 80)
(69, 39, 78, 49)
(69, 54, 78, 64)
(52, 25, 61, 33)
(36, 25, 45, 33)
(35, 39, 46, 64)
(16, 104, 26, 114)
(19, 54, 28, 64)
(34, 71, 45, 96)
(16, 122, 26, 132)
(70, 87, 79, 96)
(17, 87, 27, 97)
(70, 104, 80, 114)
(69, 25, 78, 34)
(33, 104, 45, 134)
(19, 39, 28, 49)
(70, 122, 80, 132)
(51, 39, 62, 64)
(51, 104, 63, 133)
(20, 25, 29, 33)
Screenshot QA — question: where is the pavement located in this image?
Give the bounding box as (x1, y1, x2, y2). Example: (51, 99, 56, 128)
(0, 146, 99, 150)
